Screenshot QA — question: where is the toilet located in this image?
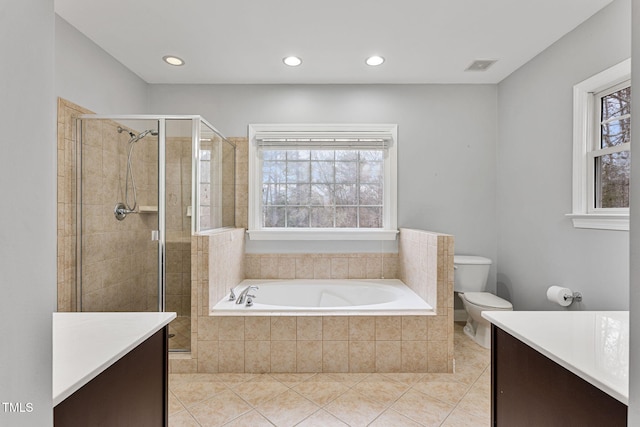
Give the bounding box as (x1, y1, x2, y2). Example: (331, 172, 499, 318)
(454, 255, 512, 348)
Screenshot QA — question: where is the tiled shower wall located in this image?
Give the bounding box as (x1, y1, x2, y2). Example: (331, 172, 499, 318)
(56, 99, 158, 312)
(57, 98, 87, 311)
(57, 99, 192, 318)
(165, 136, 193, 350)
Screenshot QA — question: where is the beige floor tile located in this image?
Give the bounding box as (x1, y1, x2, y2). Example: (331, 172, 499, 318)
(293, 379, 350, 406)
(214, 373, 257, 386)
(268, 372, 315, 388)
(380, 372, 425, 385)
(475, 367, 491, 392)
(189, 389, 252, 427)
(296, 409, 349, 427)
(222, 409, 273, 427)
(455, 382, 491, 419)
(256, 389, 320, 426)
(231, 377, 289, 407)
(391, 389, 454, 426)
(441, 407, 490, 427)
(418, 373, 461, 383)
(411, 380, 471, 405)
(171, 381, 228, 408)
(322, 372, 370, 387)
(351, 374, 410, 405)
(449, 363, 486, 385)
(324, 389, 389, 427)
(368, 409, 424, 427)
(168, 323, 493, 427)
(169, 391, 186, 416)
(168, 409, 201, 427)
(170, 373, 226, 384)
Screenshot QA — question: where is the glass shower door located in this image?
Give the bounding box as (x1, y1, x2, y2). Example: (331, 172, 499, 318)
(77, 117, 161, 313)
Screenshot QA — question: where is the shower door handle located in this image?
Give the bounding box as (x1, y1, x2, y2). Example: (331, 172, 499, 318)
(151, 230, 159, 241)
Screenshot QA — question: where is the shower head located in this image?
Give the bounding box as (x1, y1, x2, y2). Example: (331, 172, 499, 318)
(130, 129, 158, 143)
(117, 126, 136, 138)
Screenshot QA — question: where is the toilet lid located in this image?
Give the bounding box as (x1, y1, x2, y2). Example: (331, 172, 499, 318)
(463, 292, 512, 309)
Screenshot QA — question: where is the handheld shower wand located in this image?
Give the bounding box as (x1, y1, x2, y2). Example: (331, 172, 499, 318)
(114, 127, 158, 221)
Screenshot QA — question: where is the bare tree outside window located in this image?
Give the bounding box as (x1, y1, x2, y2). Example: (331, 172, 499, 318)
(596, 86, 631, 208)
(262, 149, 384, 228)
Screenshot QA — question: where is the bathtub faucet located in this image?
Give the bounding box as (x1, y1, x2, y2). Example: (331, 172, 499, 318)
(236, 285, 259, 305)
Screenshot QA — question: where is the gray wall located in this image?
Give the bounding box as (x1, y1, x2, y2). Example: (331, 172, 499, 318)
(496, 0, 631, 310)
(55, 15, 149, 114)
(148, 84, 499, 284)
(629, 0, 640, 421)
(0, 0, 56, 426)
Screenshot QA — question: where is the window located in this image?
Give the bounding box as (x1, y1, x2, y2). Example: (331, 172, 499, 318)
(247, 124, 398, 240)
(592, 83, 630, 209)
(568, 59, 631, 230)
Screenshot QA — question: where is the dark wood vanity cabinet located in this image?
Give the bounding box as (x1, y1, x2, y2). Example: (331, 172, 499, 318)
(491, 325, 627, 426)
(54, 328, 168, 427)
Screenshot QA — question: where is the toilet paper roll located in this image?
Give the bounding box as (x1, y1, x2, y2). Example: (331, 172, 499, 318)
(547, 285, 573, 307)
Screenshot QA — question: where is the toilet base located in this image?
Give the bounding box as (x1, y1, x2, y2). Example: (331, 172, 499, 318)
(458, 292, 512, 349)
(463, 317, 491, 349)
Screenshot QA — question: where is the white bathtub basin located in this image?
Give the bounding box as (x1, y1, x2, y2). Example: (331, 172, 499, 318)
(211, 279, 434, 315)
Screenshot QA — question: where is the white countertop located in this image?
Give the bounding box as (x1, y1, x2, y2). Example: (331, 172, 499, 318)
(482, 311, 628, 404)
(53, 312, 176, 406)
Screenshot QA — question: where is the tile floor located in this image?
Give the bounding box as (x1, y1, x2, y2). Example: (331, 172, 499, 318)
(168, 323, 490, 427)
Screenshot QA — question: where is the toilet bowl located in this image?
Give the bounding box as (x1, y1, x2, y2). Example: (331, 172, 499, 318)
(454, 255, 512, 349)
(457, 291, 512, 348)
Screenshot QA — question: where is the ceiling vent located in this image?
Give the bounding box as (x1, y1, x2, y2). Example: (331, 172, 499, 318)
(465, 59, 497, 72)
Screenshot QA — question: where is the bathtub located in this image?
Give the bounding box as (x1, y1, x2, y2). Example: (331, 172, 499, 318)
(211, 279, 434, 315)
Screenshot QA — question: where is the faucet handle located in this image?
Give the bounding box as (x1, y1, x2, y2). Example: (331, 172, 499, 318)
(228, 288, 236, 301)
(245, 296, 255, 307)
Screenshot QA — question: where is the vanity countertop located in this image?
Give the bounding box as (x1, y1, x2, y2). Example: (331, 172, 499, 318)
(482, 311, 628, 404)
(53, 312, 176, 406)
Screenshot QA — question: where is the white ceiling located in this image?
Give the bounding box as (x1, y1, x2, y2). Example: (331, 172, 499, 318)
(55, 0, 613, 85)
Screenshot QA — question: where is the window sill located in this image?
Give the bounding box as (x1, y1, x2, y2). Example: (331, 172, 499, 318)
(566, 213, 629, 231)
(246, 228, 399, 241)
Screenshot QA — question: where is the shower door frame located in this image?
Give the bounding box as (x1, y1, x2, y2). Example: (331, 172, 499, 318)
(75, 114, 204, 313)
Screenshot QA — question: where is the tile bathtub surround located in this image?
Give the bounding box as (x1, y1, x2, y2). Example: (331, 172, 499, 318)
(179, 315, 450, 375)
(399, 228, 455, 372)
(168, 323, 491, 427)
(244, 253, 399, 280)
(175, 227, 454, 374)
(168, 134, 455, 375)
(170, 228, 246, 374)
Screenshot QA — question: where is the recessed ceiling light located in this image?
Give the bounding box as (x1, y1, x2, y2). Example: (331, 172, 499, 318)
(366, 55, 385, 66)
(283, 56, 302, 67)
(163, 55, 185, 66)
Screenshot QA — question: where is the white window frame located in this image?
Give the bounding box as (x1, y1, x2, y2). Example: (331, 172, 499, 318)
(567, 59, 631, 231)
(247, 123, 398, 240)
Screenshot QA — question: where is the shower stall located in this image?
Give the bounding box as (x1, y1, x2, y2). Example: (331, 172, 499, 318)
(75, 115, 235, 351)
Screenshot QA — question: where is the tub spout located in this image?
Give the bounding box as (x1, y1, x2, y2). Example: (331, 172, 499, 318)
(236, 285, 259, 304)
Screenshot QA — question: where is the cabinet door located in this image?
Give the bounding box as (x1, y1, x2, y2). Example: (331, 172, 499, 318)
(492, 326, 626, 426)
(54, 328, 168, 427)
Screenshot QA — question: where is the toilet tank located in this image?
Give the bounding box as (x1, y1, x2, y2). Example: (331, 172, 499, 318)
(454, 255, 492, 292)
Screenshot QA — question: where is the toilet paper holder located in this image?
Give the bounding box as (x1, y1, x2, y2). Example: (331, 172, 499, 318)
(563, 291, 583, 304)
(547, 285, 583, 306)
